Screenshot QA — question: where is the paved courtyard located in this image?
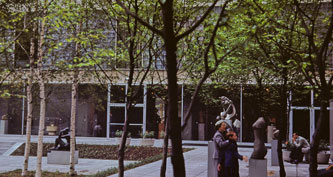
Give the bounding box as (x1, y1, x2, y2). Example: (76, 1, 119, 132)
(0, 135, 331, 177)
(108, 146, 331, 177)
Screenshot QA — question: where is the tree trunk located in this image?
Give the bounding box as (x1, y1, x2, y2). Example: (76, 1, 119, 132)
(160, 115, 169, 177)
(22, 71, 33, 176)
(309, 88, 330, 177)
(35, 81, 46, 177)
(277, 87, 287, 177)
(35, 1, 46, 176)
(117, 112, 130, 177)
(69, 1, 82, 174)
(22, 16, 36, 176)
(69, 80, 78, 176)
(162, 1, 185, 176)
(118, 100, 135, 177)
(277, 73, 288, 177)
(166, 55, 185, 177)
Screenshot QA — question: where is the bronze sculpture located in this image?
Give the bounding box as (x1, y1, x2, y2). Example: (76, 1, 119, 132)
(250, 117, 267, 159)
(51, 127, 70, 151)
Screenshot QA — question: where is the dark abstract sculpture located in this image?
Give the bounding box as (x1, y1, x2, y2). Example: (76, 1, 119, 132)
(51, 127, 70, 151)
(251, 117, 267, 159)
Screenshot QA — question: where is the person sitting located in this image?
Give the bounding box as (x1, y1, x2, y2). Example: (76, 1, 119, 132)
(289, 132, 310, 164)
(219, 131, 248, 177)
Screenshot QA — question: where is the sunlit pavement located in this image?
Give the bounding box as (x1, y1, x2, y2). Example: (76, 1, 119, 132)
(0, 135, 330, 176)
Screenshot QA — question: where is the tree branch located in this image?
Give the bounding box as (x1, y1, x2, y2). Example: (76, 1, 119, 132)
(175, 0, 221, 41)
(319, 2, 333, 59)
(113, 0, 163, 36)
(293, 0, 318, 52)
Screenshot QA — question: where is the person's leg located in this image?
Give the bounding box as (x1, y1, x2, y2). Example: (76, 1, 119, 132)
(295, 147, 303, 162)
(224, 167, 231, 177)
(290, 147, 302, 163)
(290, 147, 297, 162)
(302, 147, 310, 163)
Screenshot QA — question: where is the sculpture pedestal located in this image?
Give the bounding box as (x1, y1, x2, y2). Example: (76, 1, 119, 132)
(249, 158, 267, 177)
(207, 141, 214, 177)
(271, 140, 279, 166)
(267, 126, 275, 143)
(198, 123, 205, 141)
(47, 150, 79, 165)
(0, 120, 8, 134)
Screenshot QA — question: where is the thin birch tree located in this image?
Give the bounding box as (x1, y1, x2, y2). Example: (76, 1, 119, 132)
(69, 1, 82, 174)
(22, 14, 37, 177)
(35, 0, 48, 176)
(69, 70, 78, 176)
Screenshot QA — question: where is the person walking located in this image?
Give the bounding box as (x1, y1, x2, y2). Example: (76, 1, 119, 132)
(222, 131, 248, 177)
(213, 120, 230, 177)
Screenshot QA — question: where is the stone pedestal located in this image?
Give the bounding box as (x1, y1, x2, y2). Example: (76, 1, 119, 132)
(271, 140, 279, 166)
(330, 99, 333, 161)
(47, 150, 79, 165)
(207, 141, 214, 177)
(249, 158, 267, 177)
(198, 123, 205, 141)
(267, 126, 275, 143)
(140, 139, 154, 146)
(0, 120, 8, 134)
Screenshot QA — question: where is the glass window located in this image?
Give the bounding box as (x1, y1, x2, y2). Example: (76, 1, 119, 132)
(110, 85, 126, 103)
(131, 107, 143, 124)
(110, 107, 125, 123)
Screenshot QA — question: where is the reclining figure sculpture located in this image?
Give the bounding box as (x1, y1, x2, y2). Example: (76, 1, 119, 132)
(51, 127, 70, 151)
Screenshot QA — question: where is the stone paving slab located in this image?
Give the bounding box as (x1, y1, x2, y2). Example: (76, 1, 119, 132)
(0, 142, 15, 155)
(0, 135, 332, 176)
(0, 156, 136, 175)
(109, 146, 331, 177)
(109, 146, 208, 177)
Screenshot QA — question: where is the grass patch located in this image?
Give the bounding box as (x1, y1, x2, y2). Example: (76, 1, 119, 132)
(12, 143, 168, 160)
(5, 144, 194, 177)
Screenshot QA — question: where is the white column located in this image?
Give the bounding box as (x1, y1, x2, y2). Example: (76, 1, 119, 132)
(181, 84, 184, 126)
(330, 99, 333, 161)
(288, 91, 293, 141)
(124, 84, 128, 126)
(143, 84, 147, 134)
(310, 90, 315, 142)
(240, 84, 243, 142)
(21, 84, 25, 135)
(106, 84, 111, 138)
